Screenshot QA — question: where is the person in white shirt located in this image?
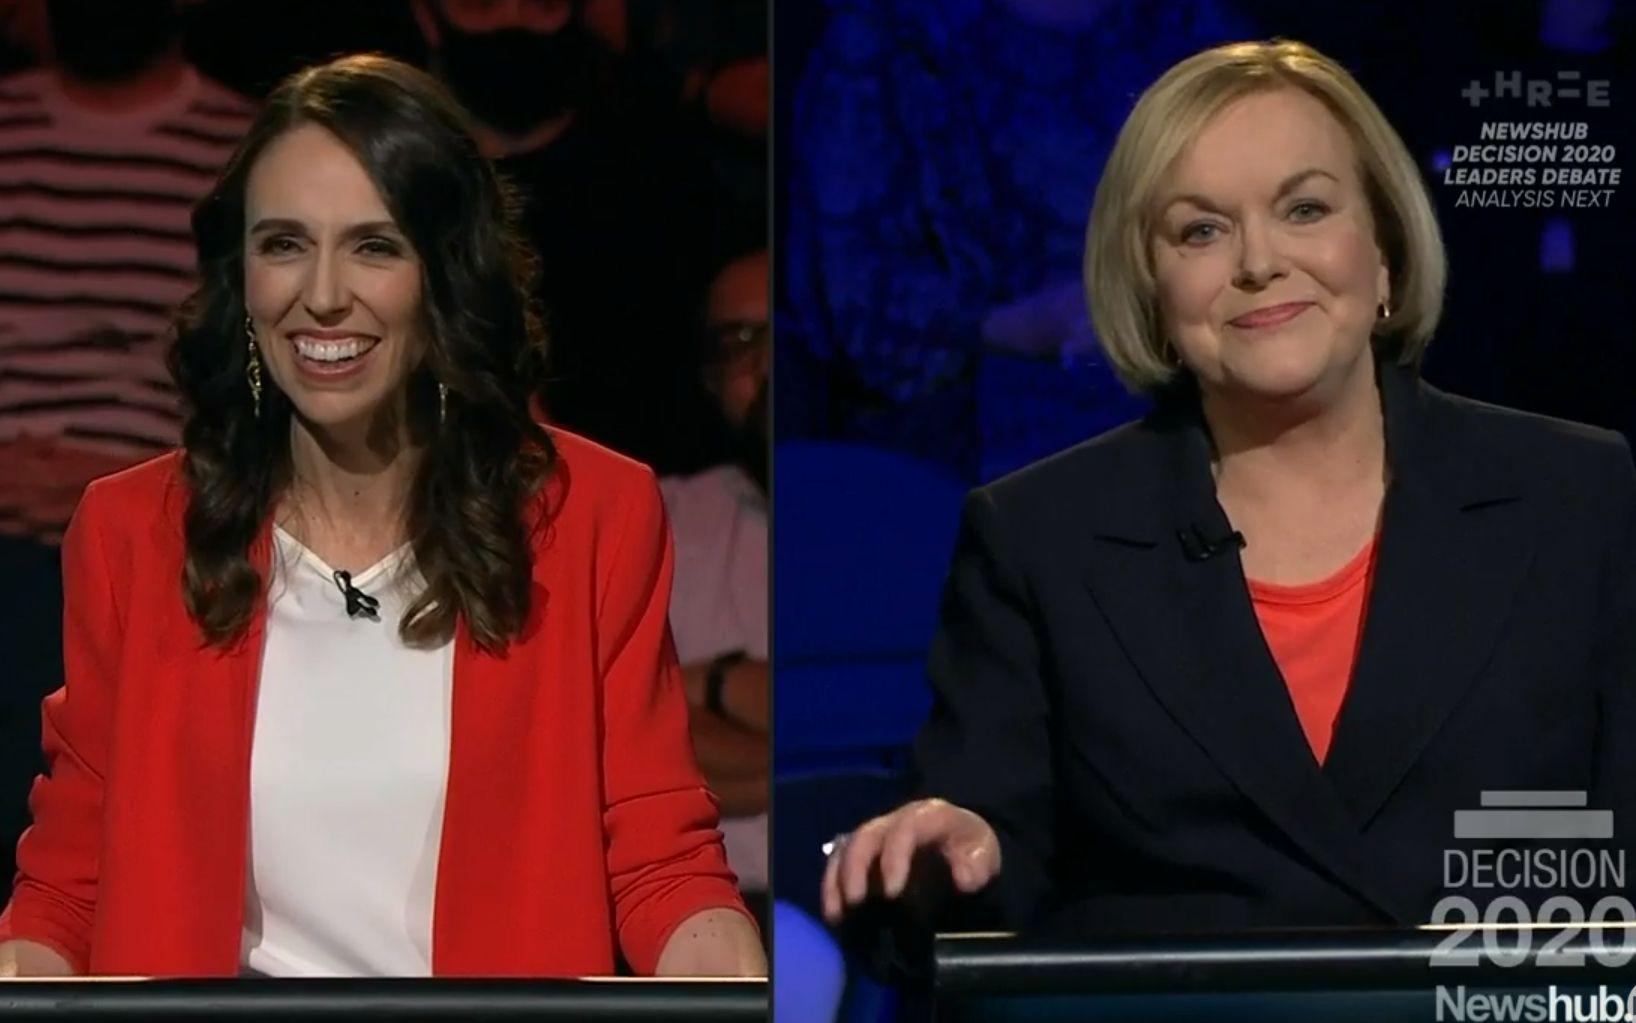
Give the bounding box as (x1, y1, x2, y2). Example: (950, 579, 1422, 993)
(661, 248, 770, 931)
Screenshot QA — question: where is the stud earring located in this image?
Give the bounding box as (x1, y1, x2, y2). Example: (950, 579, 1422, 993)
(244, 314, 262, 419)
(1378, 300, 1392, 321)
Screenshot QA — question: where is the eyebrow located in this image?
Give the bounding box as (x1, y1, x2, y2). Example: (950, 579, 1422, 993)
(248, 218, 403, 238)
(1159, 167, 1339, 216)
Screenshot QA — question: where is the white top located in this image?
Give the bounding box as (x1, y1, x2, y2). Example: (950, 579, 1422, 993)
(238, 526, 454, 977)
(659, 465, 768, 891)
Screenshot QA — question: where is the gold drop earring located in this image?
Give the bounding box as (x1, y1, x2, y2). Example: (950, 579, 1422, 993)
(244, 314, 262, 419)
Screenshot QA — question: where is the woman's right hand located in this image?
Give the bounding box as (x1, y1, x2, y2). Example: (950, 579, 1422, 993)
(0, 938, 75, 977)
(820, 798, 1001, 924)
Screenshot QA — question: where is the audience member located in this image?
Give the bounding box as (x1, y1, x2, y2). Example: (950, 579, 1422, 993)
(0, 0, 251, 902)
(661, 248, 769, 933)
(413, 0, 721, 474)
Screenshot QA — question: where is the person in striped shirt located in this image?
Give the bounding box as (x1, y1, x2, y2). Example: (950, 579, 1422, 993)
(0, 0, 253, 543)
(0, 0, 251, 909)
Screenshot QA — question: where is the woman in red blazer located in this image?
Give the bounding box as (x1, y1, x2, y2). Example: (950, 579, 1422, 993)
(0, 55, 763, 978)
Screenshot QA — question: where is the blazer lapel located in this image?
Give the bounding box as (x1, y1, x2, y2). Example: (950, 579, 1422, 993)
(143, 498, 273, 974)
(1321, 364, 1534, 828)
(431, 480, 570, 975)
(1083, 402, 1413, 922)
(431, 547, 555, 975)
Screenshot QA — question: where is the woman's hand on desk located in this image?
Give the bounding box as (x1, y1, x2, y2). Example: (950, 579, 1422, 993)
(0, 938, 75, 977)
(820, 798, 1001, 924)
(654, 907, 767, 977)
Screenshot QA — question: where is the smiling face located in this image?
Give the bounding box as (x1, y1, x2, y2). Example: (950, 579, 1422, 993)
(243, 123, 425, 434)
(1149, 87, 1390, 406)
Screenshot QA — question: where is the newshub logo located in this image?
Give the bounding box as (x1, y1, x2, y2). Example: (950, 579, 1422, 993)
(1437, 985, 1636, 1021)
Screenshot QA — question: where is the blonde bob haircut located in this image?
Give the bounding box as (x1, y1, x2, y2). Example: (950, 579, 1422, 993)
(1084, 38, 1446, 394)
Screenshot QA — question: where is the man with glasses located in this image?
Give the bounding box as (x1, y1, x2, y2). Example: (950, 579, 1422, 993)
(661, 247, 770, 937)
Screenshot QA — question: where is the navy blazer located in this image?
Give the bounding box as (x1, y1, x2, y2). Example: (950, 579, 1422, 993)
(911, 360, 1636, 936)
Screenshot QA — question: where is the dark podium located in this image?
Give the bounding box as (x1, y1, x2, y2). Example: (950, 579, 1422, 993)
(0, 977, 767, 1021)
(933, 927, 1636, 1021)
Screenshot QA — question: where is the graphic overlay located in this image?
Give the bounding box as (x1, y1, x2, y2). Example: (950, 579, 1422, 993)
(1441, 72, 1619, 209)
(1454, 790, 1614, 841)
(1430, 791, 1636, 1020)
(1436, 985, 1636, 1022)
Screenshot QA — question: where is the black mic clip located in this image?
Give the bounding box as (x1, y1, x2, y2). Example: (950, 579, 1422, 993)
(332, 569, 381, 620)
(1176, 524, 1247, 563)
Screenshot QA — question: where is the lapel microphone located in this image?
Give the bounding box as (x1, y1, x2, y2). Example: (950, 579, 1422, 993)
(1177, 524, 1247, 563)
(331, 569, 381, 619)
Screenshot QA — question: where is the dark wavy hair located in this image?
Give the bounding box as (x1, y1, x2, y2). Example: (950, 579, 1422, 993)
(167, 54, 555, 654)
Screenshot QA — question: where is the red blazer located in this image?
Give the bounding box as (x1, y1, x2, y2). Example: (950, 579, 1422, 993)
(0, 429, 750, 976)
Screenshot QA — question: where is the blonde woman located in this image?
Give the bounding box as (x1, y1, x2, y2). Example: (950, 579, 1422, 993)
(823, 39, 1636, 936)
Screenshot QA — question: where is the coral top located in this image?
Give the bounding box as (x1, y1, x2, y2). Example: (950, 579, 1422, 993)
(0, 429, 749, 976)
(1247, 536, 1380, 764)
